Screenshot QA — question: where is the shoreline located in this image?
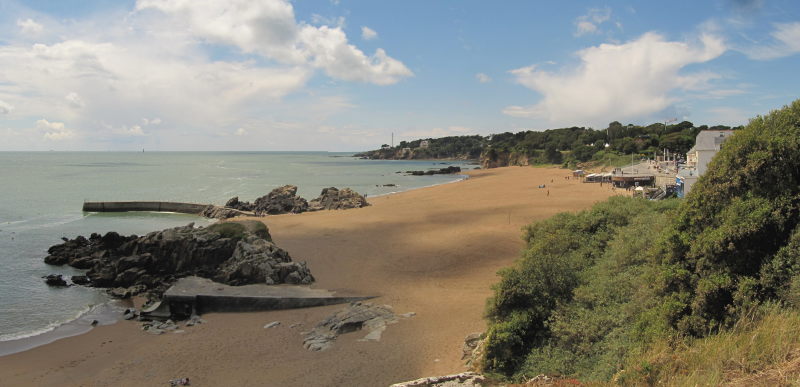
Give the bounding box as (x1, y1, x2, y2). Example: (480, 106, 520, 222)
(0, 166, 618, 386)
(0, 301, 129, 357)
(0, 170, 471, 356)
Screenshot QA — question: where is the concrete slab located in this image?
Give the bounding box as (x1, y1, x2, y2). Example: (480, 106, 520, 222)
(155, 276, 374, 318)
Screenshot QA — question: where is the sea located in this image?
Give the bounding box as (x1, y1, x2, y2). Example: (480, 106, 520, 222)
(0, 151, 471, 348)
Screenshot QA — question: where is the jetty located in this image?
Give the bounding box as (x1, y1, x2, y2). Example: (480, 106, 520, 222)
(82, 201, 254, 218)
(143, 276, 374, 319)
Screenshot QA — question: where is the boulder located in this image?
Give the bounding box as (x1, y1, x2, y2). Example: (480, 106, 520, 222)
(307, 187, 370, 211)
(252, 185, 308, 215)
(43, 274, 68, 287)
(71, 275, 91, 285)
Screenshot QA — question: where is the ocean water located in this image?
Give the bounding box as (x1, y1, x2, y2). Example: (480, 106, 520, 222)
(0, 152, 471, 342)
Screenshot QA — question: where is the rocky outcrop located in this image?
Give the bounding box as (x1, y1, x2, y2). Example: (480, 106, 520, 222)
(405, 166, 462, 176)
(200, 205, 252, 220)
(252, 185, 308, 215)
(389, 373, 487, 387)
(43, 274, 68, 287)
(43, 220, 313, 299)
(221, 185, 369, 215)
(303, 302, 413, 351)
(308, 187, 370, 211)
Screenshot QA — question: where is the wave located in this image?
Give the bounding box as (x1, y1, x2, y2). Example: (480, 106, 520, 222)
(0, 304, 93, 342)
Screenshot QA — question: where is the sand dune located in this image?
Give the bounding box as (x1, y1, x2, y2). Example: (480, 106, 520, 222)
(0, 166, 618, 387)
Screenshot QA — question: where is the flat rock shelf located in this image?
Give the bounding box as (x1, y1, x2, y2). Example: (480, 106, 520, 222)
(145, 276, 374, 319)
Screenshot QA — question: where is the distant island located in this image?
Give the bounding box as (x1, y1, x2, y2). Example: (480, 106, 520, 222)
(355, 121, 742, 169)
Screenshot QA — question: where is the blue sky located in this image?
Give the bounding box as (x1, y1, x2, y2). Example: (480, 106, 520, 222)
(0, 0, 798, 151)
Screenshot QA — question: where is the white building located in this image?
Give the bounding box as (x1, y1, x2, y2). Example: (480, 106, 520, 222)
(676, 130, 734, 197)
(419, 140, 430, 149)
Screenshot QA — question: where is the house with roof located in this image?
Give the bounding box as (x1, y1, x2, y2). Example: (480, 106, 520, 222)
(676, 130, 735, 197)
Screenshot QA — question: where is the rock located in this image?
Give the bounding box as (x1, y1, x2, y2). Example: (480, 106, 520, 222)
(43, 220, 312, 298)
(225, 196, 254, 211)
(68, 255, 97, 269)
(225, 196, 240, 208)
(43, 274, 68, 287)
(185, 315, 206, 327)
(252, 185, 308, 215)
(405, 166, 462, 176)
(383, 183, 397, 187)
(303, 302, 406, 351)
(390, 372, 487, 387)
(462, 332, 483, 360)
(307, 187, 370, 211)
(71, 275, 91, 285)
(123, 309, 137, 320)
(201, 205, 246, 220)
(263, 321, 280, 329)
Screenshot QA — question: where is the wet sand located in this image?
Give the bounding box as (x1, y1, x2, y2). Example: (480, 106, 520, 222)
(0, 166, 618, 387)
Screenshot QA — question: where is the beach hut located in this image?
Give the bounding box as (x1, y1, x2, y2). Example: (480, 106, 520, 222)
(572, 169, 585, 177)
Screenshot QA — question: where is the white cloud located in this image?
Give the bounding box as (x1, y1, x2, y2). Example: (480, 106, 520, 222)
(574, 7, 612, 37)
(112, 125, 146, 136)
(0, 100, 13, 114)
(235, 127, 248, 136)
(476, 73, 491, 83)
(142, 117, 162, 125)
(504, 32, 727, 127)
(136, 0, 411, 85)
(361, 26, 377, 40)
(17, 18, 43, 35)
(65, 92, 85, 108)
(37, 119, 74, 140)
(742, 22, 800, 60)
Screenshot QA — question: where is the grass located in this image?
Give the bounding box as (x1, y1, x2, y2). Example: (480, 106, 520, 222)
(615, 304, 800, 386)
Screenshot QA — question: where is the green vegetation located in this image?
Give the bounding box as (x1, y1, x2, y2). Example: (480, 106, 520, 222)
(482, 99, 800, 383)
(357, 121, 741, 167)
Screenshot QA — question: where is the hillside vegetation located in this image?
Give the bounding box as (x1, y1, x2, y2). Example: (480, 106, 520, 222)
(481, 99, 800, 383)
(355, 121, 740, 169)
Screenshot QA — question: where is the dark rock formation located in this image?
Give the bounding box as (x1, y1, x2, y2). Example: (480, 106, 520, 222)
(221, 185, 308, 216)
(253, 185, 308, 215)
(43, 220, 313, 299)
(200, 205, 248, 220)
(405, 166, 462, 176)
(224, 196, 254, 212)
(308, 187, 370, 211)
(43, 274, 68, 287)
(221, 185, 369, 215)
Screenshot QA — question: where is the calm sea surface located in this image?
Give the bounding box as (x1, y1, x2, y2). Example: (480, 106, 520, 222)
(0, 152, 471, 341)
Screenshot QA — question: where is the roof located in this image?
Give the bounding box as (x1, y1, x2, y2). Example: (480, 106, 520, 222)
(693, 130, 734, 152)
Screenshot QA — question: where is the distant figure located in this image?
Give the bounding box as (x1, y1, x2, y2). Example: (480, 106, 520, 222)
(547, 190, 550, 197)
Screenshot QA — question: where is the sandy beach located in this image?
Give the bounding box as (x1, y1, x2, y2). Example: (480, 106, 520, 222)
(0, 166, 617, 387)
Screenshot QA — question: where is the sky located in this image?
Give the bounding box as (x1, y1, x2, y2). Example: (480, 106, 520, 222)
(0, 0, 798, 151)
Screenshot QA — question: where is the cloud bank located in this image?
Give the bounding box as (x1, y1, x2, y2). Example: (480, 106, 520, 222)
(504, 32, 726, 127)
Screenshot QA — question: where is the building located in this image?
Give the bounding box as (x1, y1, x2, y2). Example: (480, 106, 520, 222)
(419, 140, 430, 149)
(676, 130, 734, 197)
(686, 130, 735, 175)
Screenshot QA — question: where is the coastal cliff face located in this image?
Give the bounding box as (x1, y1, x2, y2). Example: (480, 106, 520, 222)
(44, 220, 314, 299)
(354, 148, 475, 161)
(479, 150, 530, 169)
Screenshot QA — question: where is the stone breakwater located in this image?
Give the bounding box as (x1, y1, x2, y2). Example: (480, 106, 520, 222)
(43, 220, 313, 301)
(84, 185, 370, 220)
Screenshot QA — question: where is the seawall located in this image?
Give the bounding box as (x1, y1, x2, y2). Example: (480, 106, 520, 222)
(82, 201, 209, 214)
